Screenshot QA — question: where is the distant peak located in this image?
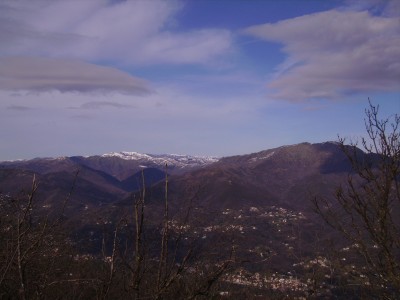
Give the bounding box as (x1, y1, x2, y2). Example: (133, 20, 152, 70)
(99, 151, 219, 168)
(101, 151, 153, 160)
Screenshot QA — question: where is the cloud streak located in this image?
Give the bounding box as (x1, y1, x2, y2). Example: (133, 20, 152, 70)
(243, 9, 400, 101)
(6, 105, 32, 111)
(73, 101, 133, 110)
(0, 0, 233, 66)
(0, 57, 151, 94)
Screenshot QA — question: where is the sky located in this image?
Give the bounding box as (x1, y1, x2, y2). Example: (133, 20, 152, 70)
(0, 0, 399, 160)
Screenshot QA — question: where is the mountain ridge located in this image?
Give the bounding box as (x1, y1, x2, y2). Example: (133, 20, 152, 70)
(0, 141, 370, 218)
(1, 141, 385, 297)
(1, 151, 219, 164)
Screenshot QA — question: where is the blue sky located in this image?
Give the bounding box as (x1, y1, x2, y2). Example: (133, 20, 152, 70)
(0, 0, 399, 160)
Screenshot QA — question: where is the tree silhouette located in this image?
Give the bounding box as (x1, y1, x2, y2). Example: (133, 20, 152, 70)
(314, 100, 399, 298)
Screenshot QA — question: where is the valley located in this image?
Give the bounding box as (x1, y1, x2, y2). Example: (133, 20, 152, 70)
(0, 142, 398, 299)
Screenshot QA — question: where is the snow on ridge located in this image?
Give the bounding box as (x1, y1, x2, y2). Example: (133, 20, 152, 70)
(102, 151, 152, 160)
(249, 151, 275, 162)
(0, 158, 27, 163)
(249, 151, 275, 163)
(154, 153, 219, 163)
(53, 156, 68, 161)
(101, 151, 219, 167)
(1, 156, 69, 163)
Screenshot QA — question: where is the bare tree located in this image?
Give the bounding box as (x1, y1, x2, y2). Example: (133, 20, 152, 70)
(114, 165, 234, 299)
(0, 172, 86, 299)
(0, 163, 234, 298)
(314, 100, 400, 298)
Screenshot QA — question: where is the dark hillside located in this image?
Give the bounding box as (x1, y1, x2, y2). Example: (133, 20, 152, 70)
(0, 142, 387, 298)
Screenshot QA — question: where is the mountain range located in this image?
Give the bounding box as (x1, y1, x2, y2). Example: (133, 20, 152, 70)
(0, 151, 217, 212)
(0, 142, 379, 297)
(0, 142, 351, 213)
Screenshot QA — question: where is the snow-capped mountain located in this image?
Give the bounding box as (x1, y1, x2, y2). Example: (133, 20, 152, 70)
(101, 151, 219, 168)
(0, 151, 220, 181)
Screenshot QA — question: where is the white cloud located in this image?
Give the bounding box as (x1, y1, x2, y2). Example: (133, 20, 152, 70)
(0, 56, 151, 94)
(243, 9, 400, 101)
(0, 0, 233, 66)
(139, 30, 232, 65)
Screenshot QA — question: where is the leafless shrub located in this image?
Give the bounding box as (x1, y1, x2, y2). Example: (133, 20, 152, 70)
(314, 100, 400, 298)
